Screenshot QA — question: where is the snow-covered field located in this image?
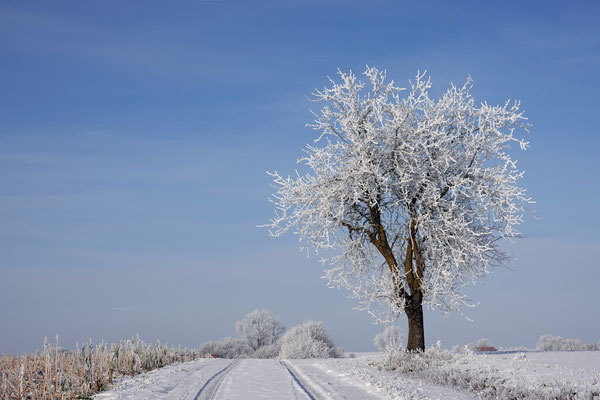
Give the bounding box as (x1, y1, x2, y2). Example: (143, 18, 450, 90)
(367, 350, 600, 399)
(94, 351, 599, 399)
(474, 351, 600, 390)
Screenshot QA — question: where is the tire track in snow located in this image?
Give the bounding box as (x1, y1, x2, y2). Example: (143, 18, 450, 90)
(280, 361, 329, 400)
(167, 359, 231, 399)
(193, 359, 240, 400)
(282, 360, 394, 400)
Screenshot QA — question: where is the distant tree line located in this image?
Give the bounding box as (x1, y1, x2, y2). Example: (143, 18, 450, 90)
(536, 334, 600, 351)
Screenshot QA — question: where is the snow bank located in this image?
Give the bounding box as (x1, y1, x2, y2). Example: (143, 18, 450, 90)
(310, 355, 476, 399)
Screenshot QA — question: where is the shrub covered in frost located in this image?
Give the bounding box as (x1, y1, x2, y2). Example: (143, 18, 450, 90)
(589, 342, 600, 351)
(197, 337, 251, 359)
(252, 342, 281, 359)
(198, 309, 286, 359)
(279, 321, 344, 359)
(374, 326, 405, 355)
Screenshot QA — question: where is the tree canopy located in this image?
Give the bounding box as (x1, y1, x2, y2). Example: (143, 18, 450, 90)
(266, 67, 532, 350)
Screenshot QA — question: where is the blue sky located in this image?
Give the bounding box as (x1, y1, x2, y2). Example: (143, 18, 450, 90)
(1, 0, 599, 354)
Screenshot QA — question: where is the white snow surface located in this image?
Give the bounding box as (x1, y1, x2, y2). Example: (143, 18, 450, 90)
(372, 350, 600, 399)
(93, 357, 385, 400)
(93, 352, 599, 400)
(94, 358, 232, 400)
(508, 350, 600, 371)
(289, 357, 474, 400)
(93, 355, 472, 399)
(212, 359, 309, 399)
(473, 351, 600, 392)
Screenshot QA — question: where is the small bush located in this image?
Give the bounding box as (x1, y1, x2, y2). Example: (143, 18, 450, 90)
(279, 321, 343, 359)
(252, 343, 281, 359)
(197, 337, 252, 359)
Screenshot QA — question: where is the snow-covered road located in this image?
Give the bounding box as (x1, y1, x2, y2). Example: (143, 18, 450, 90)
(94, 357, 392, 400)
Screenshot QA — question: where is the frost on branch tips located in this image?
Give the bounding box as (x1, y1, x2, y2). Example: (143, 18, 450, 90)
(264, 67, 532, 351)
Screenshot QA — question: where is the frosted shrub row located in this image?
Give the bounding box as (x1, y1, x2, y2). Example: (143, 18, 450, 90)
(198, 309, 344, 359)
(0, 335, 203, 400)
(536, 334, 600, 351)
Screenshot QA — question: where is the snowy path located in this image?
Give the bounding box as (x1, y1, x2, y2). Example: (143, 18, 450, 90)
(194, 359, 390, 400)
(211, 359, 311, 399)
(95, 358, 395, 399)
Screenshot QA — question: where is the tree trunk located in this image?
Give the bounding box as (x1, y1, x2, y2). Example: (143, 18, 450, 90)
(405, 295, 425, 352)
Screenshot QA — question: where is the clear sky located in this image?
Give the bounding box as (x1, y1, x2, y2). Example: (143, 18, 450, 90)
(1, 0, 599, 354)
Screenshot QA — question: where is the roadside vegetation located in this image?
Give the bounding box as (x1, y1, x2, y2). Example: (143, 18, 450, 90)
(0, 309, 343, 399)
(0, 335, 203, 399)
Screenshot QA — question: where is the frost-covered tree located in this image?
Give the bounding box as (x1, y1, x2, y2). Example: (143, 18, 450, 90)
(235, 309, 285, 352)
(265, 67, 532, 351)
(374, 326, 405, 354)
